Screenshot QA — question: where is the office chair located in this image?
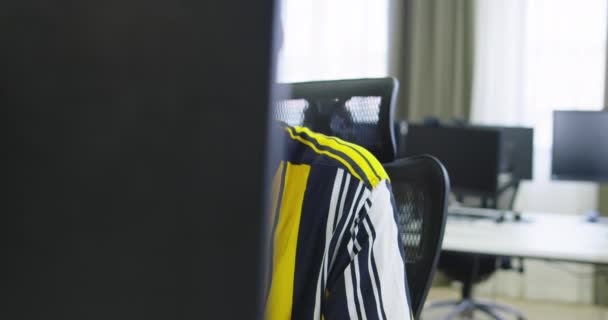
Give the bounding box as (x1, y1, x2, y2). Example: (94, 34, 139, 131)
(274, 77, 398, 163)
(402, 124, 526, 320)
(426, 253, 525, 320)
(383, 155, 450, 320)
(276, 78, 450, 318)
(424, 227, 526, 319)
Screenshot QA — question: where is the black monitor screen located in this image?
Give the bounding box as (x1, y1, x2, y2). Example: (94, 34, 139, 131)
(552, 111, 608, 182)
(403, 124, 501, 195)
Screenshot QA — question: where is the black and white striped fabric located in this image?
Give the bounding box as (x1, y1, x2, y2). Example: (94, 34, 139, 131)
(264, 125, 412, 320)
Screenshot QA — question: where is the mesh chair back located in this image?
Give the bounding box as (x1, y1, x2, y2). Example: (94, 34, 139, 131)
(275, 78, 398, 163)
(383, 155, 450, 319)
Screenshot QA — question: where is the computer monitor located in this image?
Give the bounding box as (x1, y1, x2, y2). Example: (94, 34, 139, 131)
(396, 121, 534, 182)
(2, 0, 277, 318)
(403, 124, 502, 197)
(472, 125, 534, 181)
(552, 110, 608, 182)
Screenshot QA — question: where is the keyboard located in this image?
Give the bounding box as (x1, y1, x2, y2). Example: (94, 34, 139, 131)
(447, 206, 508, 222)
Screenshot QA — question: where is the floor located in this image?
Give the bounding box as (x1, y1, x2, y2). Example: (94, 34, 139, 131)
(421, 286, 608, 320)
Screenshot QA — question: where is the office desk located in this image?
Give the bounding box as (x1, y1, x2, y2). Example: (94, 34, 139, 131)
(442, 209, 608, 265)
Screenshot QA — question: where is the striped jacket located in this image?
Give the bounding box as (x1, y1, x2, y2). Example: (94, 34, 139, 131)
(264, 125, 412, 320)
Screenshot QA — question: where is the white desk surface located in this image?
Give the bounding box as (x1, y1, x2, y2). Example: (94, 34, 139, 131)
(442, 208, 608, 265)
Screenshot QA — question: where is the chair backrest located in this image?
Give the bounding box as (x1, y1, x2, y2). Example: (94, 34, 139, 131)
(275, 77, 399, 163)
(383, 155, 450, 319)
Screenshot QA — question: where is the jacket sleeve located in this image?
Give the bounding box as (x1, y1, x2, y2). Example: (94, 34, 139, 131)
(323, 179, 413, 320)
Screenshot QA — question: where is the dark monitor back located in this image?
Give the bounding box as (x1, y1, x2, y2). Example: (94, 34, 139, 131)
(394, 120, 410, 158)
(2, 0, 277, 318)
(552, 111, 608, 182)
(472, 125, 534, 181)
(403, 124, 501, 196)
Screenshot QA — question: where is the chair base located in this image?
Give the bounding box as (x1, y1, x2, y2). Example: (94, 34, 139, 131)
(423, 298, 526, 320)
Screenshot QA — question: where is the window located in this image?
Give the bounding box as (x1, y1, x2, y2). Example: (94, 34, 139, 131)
(471, 0, 606, 221)
(525, 0, 607, 147)
(472, 0, 607, 148)
(278, 0, 389, 83)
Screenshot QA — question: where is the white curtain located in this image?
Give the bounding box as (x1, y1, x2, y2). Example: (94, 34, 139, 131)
(277, 0, 389, 83)
(471, 0, 528, 127)
(471, 0, 607, 304)
(472, 0, 607, 148)
(472, 0, 607, 214)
